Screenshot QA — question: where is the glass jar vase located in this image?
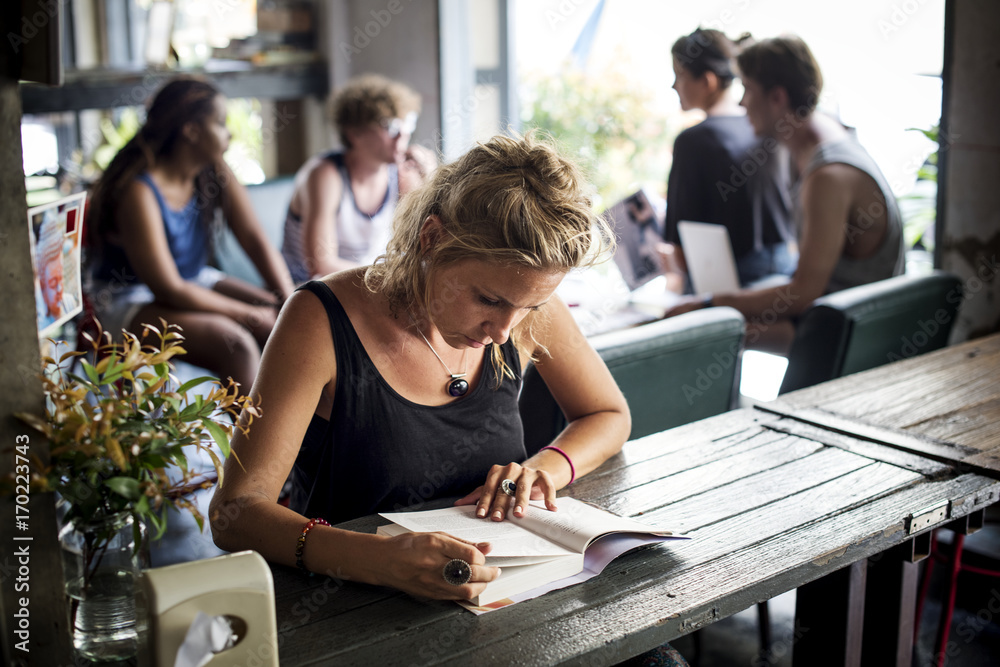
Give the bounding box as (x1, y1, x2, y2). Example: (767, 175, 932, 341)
(60, 511, 149, 661)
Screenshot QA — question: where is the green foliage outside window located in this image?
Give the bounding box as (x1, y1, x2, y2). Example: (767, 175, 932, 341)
(520, 63, 676, 212)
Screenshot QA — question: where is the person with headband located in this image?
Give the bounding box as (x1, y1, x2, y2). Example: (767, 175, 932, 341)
(87, 77, 295, 391)
(281, 74, 422, 283)
(662, 28, 796, 289)
(211, 133, 635, 603)
(664, 35, 904, 354)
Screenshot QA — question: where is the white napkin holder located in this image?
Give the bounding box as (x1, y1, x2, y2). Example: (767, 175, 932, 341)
(140, 550, 279, 667)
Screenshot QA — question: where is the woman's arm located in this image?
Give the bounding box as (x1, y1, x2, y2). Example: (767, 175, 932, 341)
(114, 180, 277, 323)
(457, 296, 631, 520)
(220, 164, 295, 302)
(298, 161, 359, 277)
(209, 288, 498, 599)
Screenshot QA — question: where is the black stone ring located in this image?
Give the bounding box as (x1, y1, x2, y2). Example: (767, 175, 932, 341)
(442, 558, 472, 586)
(500, 479, 517, 497)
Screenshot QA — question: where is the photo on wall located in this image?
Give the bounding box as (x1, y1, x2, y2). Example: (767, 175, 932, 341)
(27, 192, 86, 338)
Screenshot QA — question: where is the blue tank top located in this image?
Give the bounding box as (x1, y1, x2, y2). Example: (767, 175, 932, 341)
(92, 173, 208, 282)
(289, 281, 527, 524)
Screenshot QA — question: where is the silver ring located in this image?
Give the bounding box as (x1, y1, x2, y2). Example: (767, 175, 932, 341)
(442, 558, 472, 586)
(500, 479, 516, 497)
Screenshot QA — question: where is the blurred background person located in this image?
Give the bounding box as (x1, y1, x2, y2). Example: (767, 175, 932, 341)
(664, 35, 904, 354)
(281, 74, 421, 283)
(661, 28, 797, 290)
(87, 77, 294, 390)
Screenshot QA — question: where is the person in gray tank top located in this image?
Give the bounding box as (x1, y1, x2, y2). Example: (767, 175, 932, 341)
(212, 133, 632, 603)
(663, 35, 904, 355)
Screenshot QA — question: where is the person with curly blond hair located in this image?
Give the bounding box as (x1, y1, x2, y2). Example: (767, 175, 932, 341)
(281, 74, 423, 283)
(212, 132, 632, 602)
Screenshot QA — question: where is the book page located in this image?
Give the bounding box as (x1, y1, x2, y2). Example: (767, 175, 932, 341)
(458, 533, 678, 614)
(378, 505, 576, 559)
(515, 497, 677, 553)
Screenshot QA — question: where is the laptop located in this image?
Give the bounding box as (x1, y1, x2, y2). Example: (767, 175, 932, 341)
(677, 221, 740, 295)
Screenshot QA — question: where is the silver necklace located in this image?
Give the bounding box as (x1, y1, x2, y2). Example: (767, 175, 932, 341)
(409, 312, 469, 397)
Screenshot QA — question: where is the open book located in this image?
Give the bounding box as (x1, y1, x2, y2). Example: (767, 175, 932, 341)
(377, 497, 687, 609)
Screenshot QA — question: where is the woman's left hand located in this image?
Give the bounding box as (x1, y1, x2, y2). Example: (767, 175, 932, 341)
(454, 462, 558, 521)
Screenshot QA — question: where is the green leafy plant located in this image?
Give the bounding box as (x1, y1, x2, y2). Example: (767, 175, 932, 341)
(13, 320, 257, 539)
(899, 123, 940, 252)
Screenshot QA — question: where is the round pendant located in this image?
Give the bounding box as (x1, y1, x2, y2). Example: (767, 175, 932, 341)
(448, 378, 469, 397)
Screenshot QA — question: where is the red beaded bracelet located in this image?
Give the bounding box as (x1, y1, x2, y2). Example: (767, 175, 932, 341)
(540, 445, 576, 485)
(295, 517, 330, 573)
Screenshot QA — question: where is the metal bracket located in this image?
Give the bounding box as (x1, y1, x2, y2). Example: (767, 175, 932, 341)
(906, 501, 948, 535)
(680, 606, 719, 632)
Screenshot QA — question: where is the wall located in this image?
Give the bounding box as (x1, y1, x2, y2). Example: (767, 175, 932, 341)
(0, 78, 73, 665)
(939, 0, 1000, 340)
(322, 0, 441, 151)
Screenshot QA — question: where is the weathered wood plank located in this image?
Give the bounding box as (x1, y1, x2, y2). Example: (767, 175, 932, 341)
(656, 462, 922, 563)
(758, 406, 998, 480)
(592, 434, 824, 519)
(568, 426, 783, 500)
(279, 474, 997, 667)
(275, 461, 920, 664)
(646, 446, 871, 533)
(780, 335, 1000, 454)
(757, 415, 955, 477)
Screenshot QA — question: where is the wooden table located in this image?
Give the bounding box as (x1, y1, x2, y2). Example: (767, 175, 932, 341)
(269, 334, 1000, 666)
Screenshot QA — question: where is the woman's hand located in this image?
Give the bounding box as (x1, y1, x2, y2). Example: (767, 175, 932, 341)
(379, 532, 499, 600)
(663, 295, 708, 319)
(454, 462, 558, 521)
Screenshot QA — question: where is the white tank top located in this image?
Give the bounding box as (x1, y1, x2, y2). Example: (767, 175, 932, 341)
(282, 151, 399, 283)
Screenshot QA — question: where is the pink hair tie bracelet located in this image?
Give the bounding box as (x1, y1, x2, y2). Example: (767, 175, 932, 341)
(540, 445, 575, 485)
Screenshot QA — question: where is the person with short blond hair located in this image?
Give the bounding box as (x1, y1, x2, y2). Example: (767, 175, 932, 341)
(281, 74, 422, 283)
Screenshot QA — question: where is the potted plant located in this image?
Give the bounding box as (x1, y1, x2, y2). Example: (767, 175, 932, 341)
(12, 320, 258, 661)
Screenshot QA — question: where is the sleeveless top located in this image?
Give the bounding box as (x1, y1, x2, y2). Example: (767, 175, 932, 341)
(793, 137, 905, 294)
(289, 281, 527, 524)
(665, 115, 794, 260)
(92, 172, 207, 282)
(281, 152, 399, 283)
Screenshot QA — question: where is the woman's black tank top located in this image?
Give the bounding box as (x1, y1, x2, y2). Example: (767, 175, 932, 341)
(289, 281, 527, 524)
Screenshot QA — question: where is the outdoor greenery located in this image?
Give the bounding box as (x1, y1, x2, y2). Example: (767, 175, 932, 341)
(83, 98, 266, 184)
(520, 62, 675, 212)
(899, 124, 940, 252)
